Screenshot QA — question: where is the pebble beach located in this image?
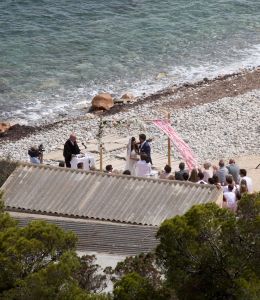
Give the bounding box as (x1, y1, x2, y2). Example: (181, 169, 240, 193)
(0, 68, 259, 169)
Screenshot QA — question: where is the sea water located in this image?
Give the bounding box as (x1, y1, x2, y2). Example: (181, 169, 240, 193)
(0, 0, 259, 124)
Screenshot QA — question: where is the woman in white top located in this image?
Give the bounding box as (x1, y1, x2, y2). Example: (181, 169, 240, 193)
(223, 185, 238, 212)
(202, 162, 213, 183)
(125, 137, 139, 176)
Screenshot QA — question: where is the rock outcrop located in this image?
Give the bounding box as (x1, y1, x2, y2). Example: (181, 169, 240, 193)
(0, 122, 11, 135)
(91, 93, 114, 111)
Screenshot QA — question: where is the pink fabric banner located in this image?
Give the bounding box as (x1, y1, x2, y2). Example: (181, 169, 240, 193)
(153, 119, 197, 170)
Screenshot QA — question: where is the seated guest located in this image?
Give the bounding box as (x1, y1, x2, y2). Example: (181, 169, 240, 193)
(189, 168, 198, 183)
(159, 164, 172, 179)
(212, 174, 222, 189)
(183, 173, 189, 181)
(202, 162, 212, 183)
(197, 172, 207, 184)
(175, 162, 189, 181)
(105, 165, 113, 173)
(63, 133, 80, 168)
(239, 169, 253, 193)
(135, 153, 152, 177)
(28, 146, 41, 164)
(123, 170, 131, 175)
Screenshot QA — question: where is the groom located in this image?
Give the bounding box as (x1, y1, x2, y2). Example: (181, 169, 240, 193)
(139, 133, 152, 164)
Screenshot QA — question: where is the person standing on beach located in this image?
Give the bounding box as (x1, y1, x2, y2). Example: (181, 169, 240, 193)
(226, 159, 240, 184)
(239, 169, 253, 193)
(138, 133, 152, 164)
(63, 133, 80, 168)
(215, 159, 229, 186)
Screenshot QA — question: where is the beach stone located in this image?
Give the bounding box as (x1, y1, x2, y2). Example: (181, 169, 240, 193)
(113, 98, 125, 104)
(91, 93, 114, 111)
(121, 92, 135, 101)
(0, 122, 11, 134)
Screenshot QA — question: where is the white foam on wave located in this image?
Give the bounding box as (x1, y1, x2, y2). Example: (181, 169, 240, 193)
(168, 44, 260, 84)
(2, 44, 260, 125)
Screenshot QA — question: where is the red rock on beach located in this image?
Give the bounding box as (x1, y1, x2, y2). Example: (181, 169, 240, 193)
(121, 92, 135, 100)
(0, 122, 11, 134)
(91, 93, 114, 111)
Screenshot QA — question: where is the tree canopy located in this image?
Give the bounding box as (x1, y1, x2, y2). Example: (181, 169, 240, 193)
(113, 193, 259, 300)
(0, 192, 109, 300)
(0, 190, 259, 300)
(156, 192, 260, 300)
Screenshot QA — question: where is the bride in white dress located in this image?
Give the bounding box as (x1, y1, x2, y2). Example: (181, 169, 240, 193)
(125, 137, 139, 176)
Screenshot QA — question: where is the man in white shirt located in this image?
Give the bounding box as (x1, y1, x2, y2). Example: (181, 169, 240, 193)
(239, 169, 253, 193)
(197, 172, 207, 184)
(135, 153, 152, 177)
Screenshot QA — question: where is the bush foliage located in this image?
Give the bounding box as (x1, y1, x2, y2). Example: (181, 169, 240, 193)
(114, 193, 260, 300)
(0, 192, 110, 300)
(0, 159, 18, 187)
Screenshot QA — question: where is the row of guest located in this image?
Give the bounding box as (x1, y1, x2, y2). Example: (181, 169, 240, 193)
(172, 160, 253, 191)
(159, 160, 253, 212)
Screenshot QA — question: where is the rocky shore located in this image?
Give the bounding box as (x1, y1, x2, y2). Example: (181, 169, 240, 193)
(0, 68, 259, 168)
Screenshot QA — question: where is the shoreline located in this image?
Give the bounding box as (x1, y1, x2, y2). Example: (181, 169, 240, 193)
(0, 67, 259, 175)
(104, 66, 260, 115)
(1, 66, 259, 143)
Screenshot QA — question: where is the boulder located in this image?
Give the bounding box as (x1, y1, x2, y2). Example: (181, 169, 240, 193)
(91, 93, 114, 111)
(0, 122, 11, 134)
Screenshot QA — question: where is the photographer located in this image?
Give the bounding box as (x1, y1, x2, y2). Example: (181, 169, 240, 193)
(28, 144, 44, 164)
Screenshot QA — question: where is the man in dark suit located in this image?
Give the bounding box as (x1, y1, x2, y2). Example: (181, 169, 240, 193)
(175, 162, 189, 181)
(63, 133, 80, 168)
(139, 133, 152, 164)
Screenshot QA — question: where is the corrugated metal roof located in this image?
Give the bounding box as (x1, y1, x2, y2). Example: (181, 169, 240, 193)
(1, 164, 222, 226)
(10, 212, 157, 255)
